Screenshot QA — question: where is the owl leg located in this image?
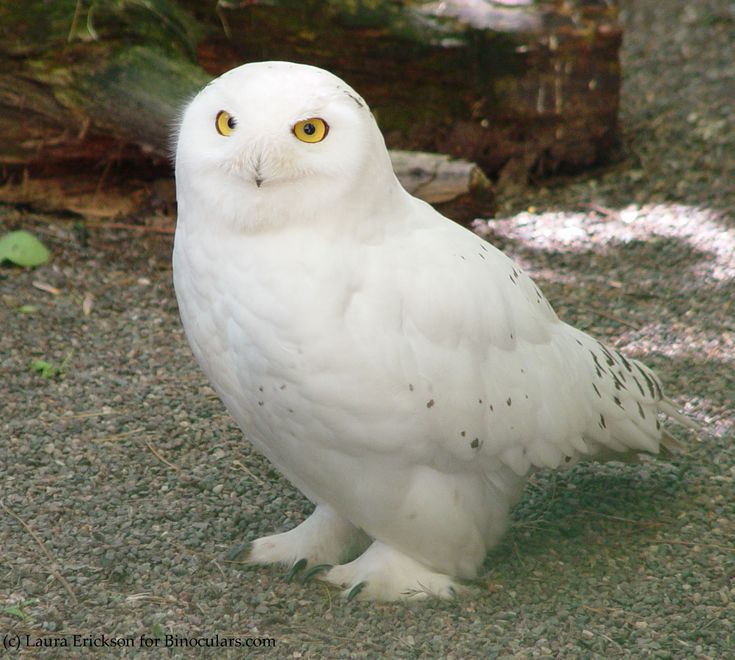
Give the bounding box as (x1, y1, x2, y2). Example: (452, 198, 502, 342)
(321, 540, 461, 602)
(246, 504, 370, 573)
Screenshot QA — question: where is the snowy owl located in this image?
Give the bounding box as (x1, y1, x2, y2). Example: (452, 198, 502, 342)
(172, 61, 696, 601)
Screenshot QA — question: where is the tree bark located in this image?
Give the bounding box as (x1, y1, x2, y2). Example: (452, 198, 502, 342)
(0, 0, 620, 219)
(0, 0, 209, 175)
(197, 0, 622, 180)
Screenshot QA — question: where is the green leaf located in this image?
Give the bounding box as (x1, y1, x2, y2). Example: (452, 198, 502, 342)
(30, 359, 57, 379)
(17, 304, 37, 314)
(1, 605, 29, 620)
(29, 352, 73, 380)
(0, 230, 51, 267)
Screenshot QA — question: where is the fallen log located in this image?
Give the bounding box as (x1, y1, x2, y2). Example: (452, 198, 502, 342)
(0, 0, 620, 222)
(0, 149, 490, 222)
(0, 0, 209, 175)
(197, 0, 622, 180)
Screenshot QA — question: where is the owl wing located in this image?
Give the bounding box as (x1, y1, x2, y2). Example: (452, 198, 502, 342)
(371, 201, 694, 477)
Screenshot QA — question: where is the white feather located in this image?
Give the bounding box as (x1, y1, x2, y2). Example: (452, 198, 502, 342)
(172, 61, 697, 601)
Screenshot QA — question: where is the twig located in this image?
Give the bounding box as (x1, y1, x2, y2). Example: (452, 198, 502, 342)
(93, 153, 115, 199)
(230, 459, 265, 486)
(165, 538, 226, 578)
(32, 281, 61, 295)
(584, 307, 642, 330)
(84, 221, 175, 235)
(582, 202, 617, 218)
(66, 408, 124, 420)
(125, 592, 169, 604)
(0, 499, 78, 605)
(144, 438, 181, 472)
(215, 1, 232, 39)
(663, 539, 735, 553)
(67, 0, 83, 42)
(144, 438, 199, 484)
(583, 605, 626, 615)
(598, 632, 623, 649)
(577, 509, 663, 526)
(93, 429, 138, 443)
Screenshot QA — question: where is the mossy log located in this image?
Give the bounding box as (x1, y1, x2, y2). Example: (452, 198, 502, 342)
(0, 0, 620, 215)
(0, 0, 209, 176)
(195, 0, 622, 180)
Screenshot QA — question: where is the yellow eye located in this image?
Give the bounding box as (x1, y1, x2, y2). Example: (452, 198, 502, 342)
(293, 118, 329, 143)
(215, 110, 236, 136)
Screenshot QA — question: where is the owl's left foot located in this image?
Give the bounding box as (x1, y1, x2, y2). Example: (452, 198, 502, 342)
(247, 504, 370, 570)
(322, 541, 462, 602)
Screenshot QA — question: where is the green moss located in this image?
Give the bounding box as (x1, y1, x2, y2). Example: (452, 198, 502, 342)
(0, 0, 202, 60)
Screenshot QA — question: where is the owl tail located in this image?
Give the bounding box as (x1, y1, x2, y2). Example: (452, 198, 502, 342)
(569, 329, 700, 462)
(657, 398, 702, 454)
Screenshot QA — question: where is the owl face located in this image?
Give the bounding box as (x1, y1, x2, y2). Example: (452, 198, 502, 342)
(175, 62, 385, 213)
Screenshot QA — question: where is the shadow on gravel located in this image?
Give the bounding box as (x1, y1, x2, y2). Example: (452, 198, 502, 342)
(483, 458, 692, 575)
(494, 235, 721, 290)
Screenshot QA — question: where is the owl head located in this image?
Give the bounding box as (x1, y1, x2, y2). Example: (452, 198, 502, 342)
(175, 61, 401, 230)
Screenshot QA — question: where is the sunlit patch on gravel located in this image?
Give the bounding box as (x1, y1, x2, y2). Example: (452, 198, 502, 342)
(473, 203, 735, 283)
(624, 321, 734, 364)
(473, 203, 734, 433)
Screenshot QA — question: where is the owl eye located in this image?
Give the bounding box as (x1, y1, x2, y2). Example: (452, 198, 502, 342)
(215, 110, 237, 136)
(293, 118, 329, 143)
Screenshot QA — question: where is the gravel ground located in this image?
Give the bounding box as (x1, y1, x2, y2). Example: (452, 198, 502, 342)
(2, 0, 733, 657)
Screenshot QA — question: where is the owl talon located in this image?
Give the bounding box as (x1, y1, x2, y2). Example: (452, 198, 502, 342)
(301, 563, 332, 583)
(225, 541, 251, 562)
(286, 557, 308, 582)
(346, 581, 367, 602)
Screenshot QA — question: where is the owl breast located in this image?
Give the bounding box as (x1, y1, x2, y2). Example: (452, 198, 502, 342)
(173, 220, 423, 500)
(172, 211, 533, 569)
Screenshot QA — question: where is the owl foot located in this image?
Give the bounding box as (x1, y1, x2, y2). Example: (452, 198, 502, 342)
(322, 541, 462, 602)
(247, 504, 370, 569)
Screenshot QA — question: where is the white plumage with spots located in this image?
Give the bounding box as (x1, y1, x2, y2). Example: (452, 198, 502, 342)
(172, 61, 697, 601)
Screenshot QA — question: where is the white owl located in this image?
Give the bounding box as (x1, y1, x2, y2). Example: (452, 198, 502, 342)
(172, 61, 697, 601)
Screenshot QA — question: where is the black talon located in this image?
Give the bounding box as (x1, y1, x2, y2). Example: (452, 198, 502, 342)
(225, 541, 251, 562)
(346, 581, 367, 602)
(286, 558, 308, 582)
(301, 563, 332, 583)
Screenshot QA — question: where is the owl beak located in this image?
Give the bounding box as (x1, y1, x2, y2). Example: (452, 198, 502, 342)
(253, 157, 264, 188)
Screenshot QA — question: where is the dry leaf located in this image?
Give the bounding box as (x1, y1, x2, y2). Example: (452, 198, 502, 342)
(32, 281, 61, 295)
